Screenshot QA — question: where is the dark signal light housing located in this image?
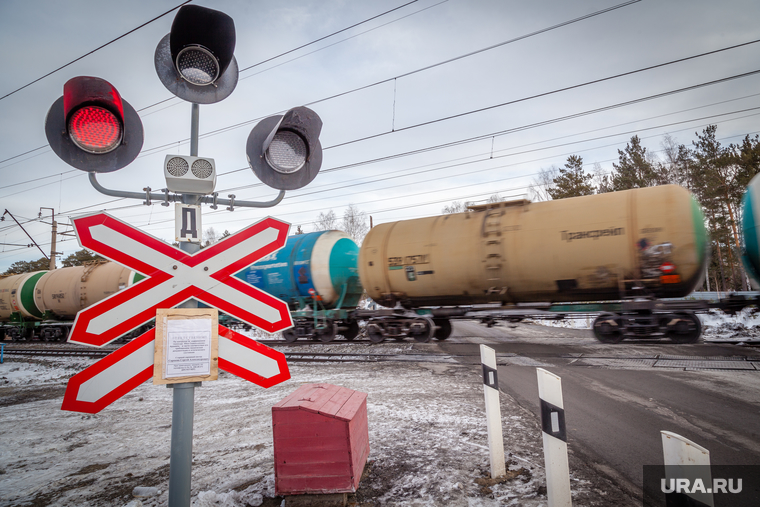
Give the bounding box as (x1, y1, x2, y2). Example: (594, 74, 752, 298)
(247, 107, 324, 190)
(45, 76, 144, 173)
(154, 4, 239, 104)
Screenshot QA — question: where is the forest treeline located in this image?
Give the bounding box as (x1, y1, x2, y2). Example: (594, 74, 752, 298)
(530, 125, 760, 292)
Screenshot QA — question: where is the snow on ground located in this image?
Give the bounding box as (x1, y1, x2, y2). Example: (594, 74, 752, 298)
(0, 346, 622, 507)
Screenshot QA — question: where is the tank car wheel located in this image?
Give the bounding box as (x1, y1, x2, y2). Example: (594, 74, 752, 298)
(367, 323, 385, 343)
(282, 328, 298, 343)
(409, 317, 434, 343)
(666, 312, 702, 344)
(592, 313, 624, 344)
(341, 320, 360, 341)
(433, 319, 452, 340)
(317, 322, 338, 343)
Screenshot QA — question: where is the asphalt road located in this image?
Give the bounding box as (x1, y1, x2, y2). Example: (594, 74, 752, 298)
(430, 320, 760, 503)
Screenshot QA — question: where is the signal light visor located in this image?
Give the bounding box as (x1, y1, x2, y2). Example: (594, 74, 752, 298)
(67, 106, 123, 154)
(265, 131, 307, 174)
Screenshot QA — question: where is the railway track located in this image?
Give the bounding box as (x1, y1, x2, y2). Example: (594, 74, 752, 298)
(0, 346, 482, 365)
(4, 344, 759, 369)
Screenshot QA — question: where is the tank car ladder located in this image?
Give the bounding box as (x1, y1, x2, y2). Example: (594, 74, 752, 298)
(482, 208, 505, 294)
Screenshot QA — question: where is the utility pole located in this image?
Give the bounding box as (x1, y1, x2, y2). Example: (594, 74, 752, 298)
(39, 207, 58, 270)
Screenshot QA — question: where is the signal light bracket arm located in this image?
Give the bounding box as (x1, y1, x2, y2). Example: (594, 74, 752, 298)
(87, 172, 285, 209)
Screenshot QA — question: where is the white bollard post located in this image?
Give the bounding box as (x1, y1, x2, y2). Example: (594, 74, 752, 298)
(660, 431, 714, 507)
(480, 344, 506, 478)
(536, 368, 572, 507)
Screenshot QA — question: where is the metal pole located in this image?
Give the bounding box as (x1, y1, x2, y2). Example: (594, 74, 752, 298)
(168, 381, 200, 506)
(49, 220, 57, 270)
(167, 102, 202, 507)
(190, 103, 199, 157)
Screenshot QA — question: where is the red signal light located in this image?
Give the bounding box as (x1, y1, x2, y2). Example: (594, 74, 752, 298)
(45, 75, 144, 173)
(68, 106, 123, 154)
(62, 76, 125, 154)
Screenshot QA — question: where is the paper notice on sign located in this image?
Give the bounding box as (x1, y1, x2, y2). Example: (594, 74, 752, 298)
(165, 318, 212, 378)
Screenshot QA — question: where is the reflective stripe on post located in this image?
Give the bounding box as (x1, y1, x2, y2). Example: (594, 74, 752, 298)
(480, 344, 505, 479)
(536, 368, 572, 507)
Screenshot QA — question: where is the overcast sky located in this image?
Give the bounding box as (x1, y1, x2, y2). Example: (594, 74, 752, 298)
(1, 0, 759, 272)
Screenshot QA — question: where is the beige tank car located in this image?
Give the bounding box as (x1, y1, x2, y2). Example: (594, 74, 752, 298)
(34, 261, 136, 319)
(359, 185, 708, 308)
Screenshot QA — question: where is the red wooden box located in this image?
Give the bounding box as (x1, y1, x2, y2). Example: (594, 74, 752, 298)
(272, 383, 370, 495)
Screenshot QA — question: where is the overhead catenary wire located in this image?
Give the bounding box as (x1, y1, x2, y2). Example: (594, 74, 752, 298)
(52, 99, 760, 230)
(123, 0, 647, 158)
(4, 116, 754, 264)
(0, 0, 194, 103)
(108, 116, 760, 235)
(211, 72, 760, 196)
(3, 7, 759, 257)
(0, 0, 436, 168)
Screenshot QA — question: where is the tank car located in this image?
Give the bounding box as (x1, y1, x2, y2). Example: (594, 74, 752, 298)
(0, 261, 138, 341)
(359, 185, 709, 343)
(235, 230, 363, 342)
(741, 173, 760, 286)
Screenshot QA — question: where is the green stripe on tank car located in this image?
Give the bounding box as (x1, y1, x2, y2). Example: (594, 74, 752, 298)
(20, 271, 46, 318)
(132, 272, 146, 284)
(690, 196, 708, 268)
(741, 190, 760, 282)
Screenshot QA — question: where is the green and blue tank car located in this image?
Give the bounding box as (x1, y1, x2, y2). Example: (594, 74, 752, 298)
(234, 230, 364, 342)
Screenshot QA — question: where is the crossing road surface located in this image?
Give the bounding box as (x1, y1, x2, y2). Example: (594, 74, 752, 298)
(432, 320, 760, 504)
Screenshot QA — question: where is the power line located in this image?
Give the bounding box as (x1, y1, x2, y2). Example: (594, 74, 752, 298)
(115, 115, 760, 233)
(238, 0, 449, 81)
(0, 0, 442, 172)
(323, 41, 760, 151)
(0, 1, 193, 102)
(138, 35, 760, 164)
(238, 0, 421, 73)
(213, 70, 760, 196)
(134, 0, 643, 157)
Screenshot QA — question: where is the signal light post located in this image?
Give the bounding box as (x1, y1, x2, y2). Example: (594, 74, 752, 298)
(43, 5, 325, 506)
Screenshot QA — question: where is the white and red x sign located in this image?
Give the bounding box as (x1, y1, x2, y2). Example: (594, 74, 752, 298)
(62, 325, 291, 414)
(68, 213, 292, 347)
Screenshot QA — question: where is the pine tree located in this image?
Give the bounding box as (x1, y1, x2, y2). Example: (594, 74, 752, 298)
(610, 136, 662, 190)
(61, 249, 105, 267)
(547, 155, 595, 199)
(3, 257, 49, 275)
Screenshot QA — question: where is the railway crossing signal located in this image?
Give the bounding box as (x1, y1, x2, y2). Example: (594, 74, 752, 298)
(62, 325, 291, 414)
(44, 76, 144, 173)
(42, 4, 324, 504)
(67, 212, 293, 347)
(247, 106, 324, 190)
(155, 4, 239, 104)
